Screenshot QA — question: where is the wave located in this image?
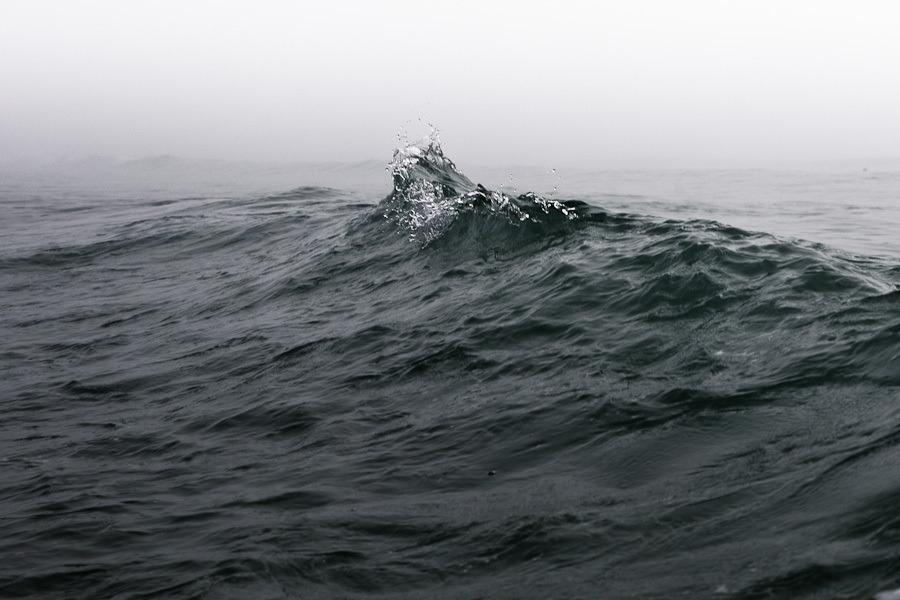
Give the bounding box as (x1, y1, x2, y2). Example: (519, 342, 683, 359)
(371, 135, 897, 289)
(350, 136, 900, 393)
(376, 136, 601, 245)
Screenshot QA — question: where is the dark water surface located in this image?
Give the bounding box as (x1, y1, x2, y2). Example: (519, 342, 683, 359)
(2, 144, 900, 599)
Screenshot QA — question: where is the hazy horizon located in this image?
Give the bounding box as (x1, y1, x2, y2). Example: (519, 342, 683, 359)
(3, 1, 899, 169)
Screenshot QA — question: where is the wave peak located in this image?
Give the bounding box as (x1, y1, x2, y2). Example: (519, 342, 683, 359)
(384, 135, 578, 244)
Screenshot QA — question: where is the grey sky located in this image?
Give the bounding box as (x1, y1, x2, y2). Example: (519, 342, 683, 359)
(2, 1, 898, 168)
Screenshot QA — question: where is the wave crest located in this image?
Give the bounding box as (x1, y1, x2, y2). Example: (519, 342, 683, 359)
(383, 135, 578, 244)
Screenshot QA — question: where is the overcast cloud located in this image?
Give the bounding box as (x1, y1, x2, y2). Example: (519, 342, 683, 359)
(2, 1, 898, 168)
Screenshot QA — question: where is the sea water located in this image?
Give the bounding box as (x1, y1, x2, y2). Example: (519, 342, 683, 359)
(1, 140, 899, 599)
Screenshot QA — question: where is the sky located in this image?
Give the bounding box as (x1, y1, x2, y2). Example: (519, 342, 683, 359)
(2, 0, 899, 168)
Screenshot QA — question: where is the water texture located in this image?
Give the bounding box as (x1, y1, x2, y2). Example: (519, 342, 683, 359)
(1, 140, 899, 599)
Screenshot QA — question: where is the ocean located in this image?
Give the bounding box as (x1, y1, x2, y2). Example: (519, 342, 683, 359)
(2, 139, 899, 599)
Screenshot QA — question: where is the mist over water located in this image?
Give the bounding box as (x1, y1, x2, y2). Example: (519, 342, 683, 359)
(2, 135, 900, 599)
(3, 2, 900, 167)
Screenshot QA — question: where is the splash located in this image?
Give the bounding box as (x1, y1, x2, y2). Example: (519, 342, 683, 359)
(383, 132, 577, 244)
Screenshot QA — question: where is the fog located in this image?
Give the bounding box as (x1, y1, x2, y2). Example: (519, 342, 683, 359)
(2, 1, 899, 168)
